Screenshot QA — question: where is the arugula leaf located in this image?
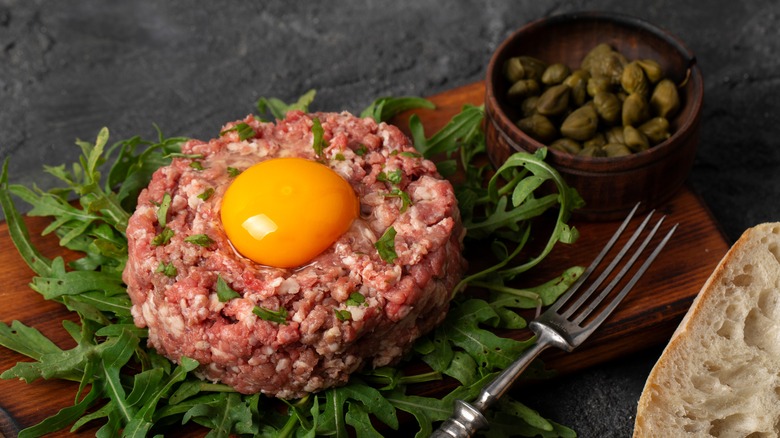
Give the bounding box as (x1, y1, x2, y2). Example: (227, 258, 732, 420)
(256, 89, 316, 120)
(185, 233, 215, 247)
(359, 96, 435, 123)
(220, 122, 255, 141)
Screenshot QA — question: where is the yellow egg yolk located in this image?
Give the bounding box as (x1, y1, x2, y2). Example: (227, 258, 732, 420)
(220, 157, 359, 268)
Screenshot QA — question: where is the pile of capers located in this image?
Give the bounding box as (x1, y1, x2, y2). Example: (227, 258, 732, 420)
(504, 43, 681, 157)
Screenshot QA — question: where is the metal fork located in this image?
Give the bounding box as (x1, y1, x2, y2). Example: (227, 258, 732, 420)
(431, 204, 677, 438)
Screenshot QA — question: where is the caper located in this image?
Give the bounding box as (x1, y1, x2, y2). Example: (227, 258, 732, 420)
(582, 44, 626, 84)
(516, 114, 557, 143)
(621, 61, 650, 96)
(605, 126, 625, 145)
(550, 138, 582, 154)
(622, 92, 650, 127)
(541, 63, 571, 85)
(561, 105, 598, 141)
(623, 126, 650, 152)
(593, 91, 621, 125)
(650, 79, 680, 119)
(603, 143, 633, 157)
(583, 133, 607, 149)
(578, 144, 606, 157)
(536, 84, 571, 116)
(587, 75, 613, 97)
(517, 56, 547, 81)
(563, 69, 590, 106)
(520, 95, 539, 117)
(639, 117, 671, 144)
(507, 79, 541, 104)
(637, 59, 664, 83)
(504, 57, 526, 83)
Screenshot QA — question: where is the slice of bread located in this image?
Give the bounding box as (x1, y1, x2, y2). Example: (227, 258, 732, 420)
(634, 222, 780, 437)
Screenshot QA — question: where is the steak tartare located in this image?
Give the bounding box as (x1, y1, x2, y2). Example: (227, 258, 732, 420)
(122, 111, 466, 398)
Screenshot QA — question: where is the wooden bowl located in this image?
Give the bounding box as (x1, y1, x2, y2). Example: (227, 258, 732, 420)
(485, 12, 703, 221)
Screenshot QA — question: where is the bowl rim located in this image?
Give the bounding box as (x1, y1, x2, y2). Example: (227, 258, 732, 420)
(485, 11, 704, 172)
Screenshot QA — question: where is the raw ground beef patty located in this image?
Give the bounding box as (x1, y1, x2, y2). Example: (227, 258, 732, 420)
(122, 111, 466, 398)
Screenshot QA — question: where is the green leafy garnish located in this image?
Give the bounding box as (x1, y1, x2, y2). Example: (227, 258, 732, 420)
(197, 187, 214, 201)
(157, 192, 171, 228)
(227, 166, 241, 177)
(220, 122, 255, 140)
(216, 275, 240, 302)
(385, 188, 412, 213)
(189, 161, 205, 171)
(360, 96, 435, 123)
(311, 116, 327, 157)
(256, 88, 316, 121)
(151, 227, 174, 246)
(334, 309, 352, 321)
(184, 234, 214, 247)
(377, 169, 402, 185)
(354, 144, 368, 156)
(374, 226, 398, 264)
(252, 306, 288, 325)
(0, 91, 583, 438)
(345, 292, 366, 307)
(156, 261, 177, 278)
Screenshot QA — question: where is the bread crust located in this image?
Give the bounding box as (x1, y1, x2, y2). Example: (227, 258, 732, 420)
(634, 223, 780, 437)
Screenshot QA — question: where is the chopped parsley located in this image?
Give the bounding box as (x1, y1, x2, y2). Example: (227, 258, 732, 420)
(345, 292, 366, 307)
(197, 187, 214, 201)
(227, 166, 241, 177)
(385, 188, 412, 213)
(253, 306, 288, 324)
(155, 261, 177, 278)
(355, 144, 368, 156)
(215, 275, 240, 302)
(151, 227, 174, 246)
(374, 226, 398, 264)
(377, 169, 402, 185)
(334, 309, 352, 321)
(311, 117, 327, 156)
(157, 193, 171, 228)
(184, 234, 214, 247)
(220, 122, 255, 141)
(189, 161, 205, 171)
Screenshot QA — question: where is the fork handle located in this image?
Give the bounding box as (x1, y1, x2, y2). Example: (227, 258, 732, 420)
(430, 339, 551, 437)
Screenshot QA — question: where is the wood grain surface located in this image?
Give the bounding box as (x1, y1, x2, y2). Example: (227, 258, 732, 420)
(0, 81, 730, 436)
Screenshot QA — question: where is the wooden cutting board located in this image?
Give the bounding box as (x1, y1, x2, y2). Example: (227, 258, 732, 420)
(0, 81, 730, 436)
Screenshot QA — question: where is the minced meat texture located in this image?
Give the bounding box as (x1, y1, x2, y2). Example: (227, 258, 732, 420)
(122, 111, 466, 398)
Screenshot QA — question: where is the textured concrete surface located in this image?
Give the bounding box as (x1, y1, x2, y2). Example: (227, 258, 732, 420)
(2, 0, 780, 436)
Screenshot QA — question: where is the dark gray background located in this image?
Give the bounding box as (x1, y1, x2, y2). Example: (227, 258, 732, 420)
(2, 1, 779, 436)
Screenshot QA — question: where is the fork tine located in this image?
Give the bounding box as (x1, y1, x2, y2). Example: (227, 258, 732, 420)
(575, 221, 677, 340)
(571, 213, 665, 324)
(549, 203, 640, 313)
(558, 206, 653, 318)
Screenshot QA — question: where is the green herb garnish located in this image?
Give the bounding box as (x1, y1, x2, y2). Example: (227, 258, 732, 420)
(189, 161, 205, 171)
(151, 227, 174, 246)
(334, 309, 352, 321)
(311, 116, 326, 156)
(156, 261, 177, 277)
(345, 292, 366, 307)
(385, 188, 412, 213)
(197, 187, 214, 201)
(227, 166, 241, 177)
(184, 233, 214, 247)
(354, 144, 368, 156)
(220, 122, 255, 140)
(252, 306, 288, 324)
(377, 169, 402, 185)
(215, 275, 240, 302)
(360, 96, 435, 123)
(374, 226, 398, 264)
(157, 192, 171, 228)
(256, 89, 316, 121)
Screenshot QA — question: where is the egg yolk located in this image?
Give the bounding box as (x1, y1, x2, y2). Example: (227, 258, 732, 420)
(220, 157, 359, 268)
